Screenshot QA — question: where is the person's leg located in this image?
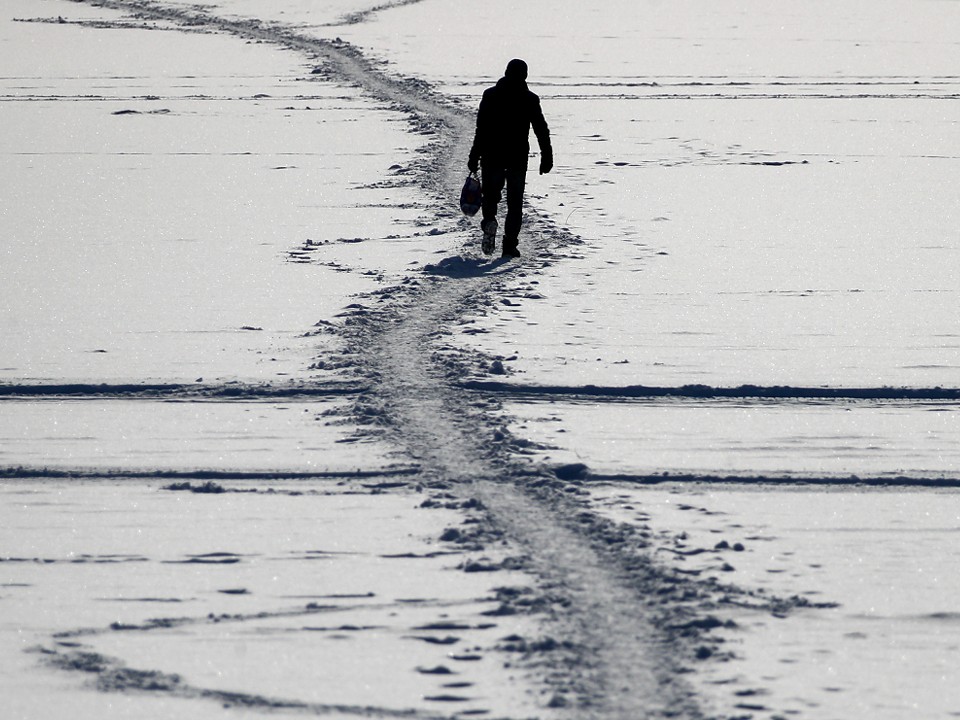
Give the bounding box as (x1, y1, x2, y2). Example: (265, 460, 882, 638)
(480, 164, 505, 227)
(501, 167, 526, 256)
(479, 164, 503, 254)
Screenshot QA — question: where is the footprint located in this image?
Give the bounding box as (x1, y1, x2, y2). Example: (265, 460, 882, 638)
(415, 665, 455, 675)
(410, 635, 460, 645)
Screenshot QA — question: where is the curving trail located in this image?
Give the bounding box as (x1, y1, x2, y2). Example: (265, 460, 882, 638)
(61, 2, 790, 717)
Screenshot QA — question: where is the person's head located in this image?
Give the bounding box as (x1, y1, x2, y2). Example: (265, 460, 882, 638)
(504, 58, 528, 81)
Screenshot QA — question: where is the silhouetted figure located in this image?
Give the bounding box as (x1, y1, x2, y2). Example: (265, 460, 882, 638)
(468, 59, 552, 258)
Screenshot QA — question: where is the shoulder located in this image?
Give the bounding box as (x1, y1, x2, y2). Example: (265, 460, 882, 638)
(526, 90, 544, 115)
(478, 85, 498, 107)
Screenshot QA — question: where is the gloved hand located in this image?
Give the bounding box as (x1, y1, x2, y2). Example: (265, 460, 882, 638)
(467, 154, 479, 174)
(539, 152, 553, 175)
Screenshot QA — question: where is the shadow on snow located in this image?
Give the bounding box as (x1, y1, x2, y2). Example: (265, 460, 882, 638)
(423, 254, 515, 278)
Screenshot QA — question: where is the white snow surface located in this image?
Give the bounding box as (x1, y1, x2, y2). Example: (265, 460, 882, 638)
(3, 1, 960, 719)
(509, 398, 960, 480)
(336, 0, 960, 390)
(1, 480, 549, 719)
(0, 397, 398, 473)
(1, 0, 432, 384)
(590, 485, 960, 718)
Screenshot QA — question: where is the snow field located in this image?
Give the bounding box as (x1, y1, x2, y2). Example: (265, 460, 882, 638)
(589, 486, 960, 718)
(1, 5, 567, 718)
(1, 1, 433, 385)
(0, 397, 403, 474)
(339, 0, 960, 479)
(3, 0, 960, 718)
(1, 480, 551, 719)
(508, 398, 960, 480)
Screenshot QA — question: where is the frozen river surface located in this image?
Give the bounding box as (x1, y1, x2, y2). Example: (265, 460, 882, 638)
(2, 1, 960, 719)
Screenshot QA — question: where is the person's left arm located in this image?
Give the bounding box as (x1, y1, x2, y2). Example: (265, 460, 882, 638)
(530, 95, 552, 174)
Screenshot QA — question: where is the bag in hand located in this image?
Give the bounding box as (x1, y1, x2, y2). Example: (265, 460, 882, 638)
(459, 173, 482, 216)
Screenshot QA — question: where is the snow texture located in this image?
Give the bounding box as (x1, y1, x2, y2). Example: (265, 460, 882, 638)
(2, 0, 960, 719)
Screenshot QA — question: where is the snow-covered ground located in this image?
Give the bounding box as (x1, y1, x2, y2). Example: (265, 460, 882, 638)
(1, 0, 438, 385)
(2, 479, 551, 719)
(2, 0, 960, 718)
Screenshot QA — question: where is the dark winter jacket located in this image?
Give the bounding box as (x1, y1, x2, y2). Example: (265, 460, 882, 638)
(468, 76, 552, 171)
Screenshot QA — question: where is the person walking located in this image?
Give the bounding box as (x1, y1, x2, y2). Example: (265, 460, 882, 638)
(467, 59, 552, 258)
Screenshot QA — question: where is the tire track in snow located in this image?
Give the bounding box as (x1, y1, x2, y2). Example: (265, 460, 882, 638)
(64, 2, 770, 717)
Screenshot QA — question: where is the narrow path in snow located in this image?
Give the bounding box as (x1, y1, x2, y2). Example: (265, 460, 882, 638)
(64, 2, 773, 717)
(363, 273, 704, 719)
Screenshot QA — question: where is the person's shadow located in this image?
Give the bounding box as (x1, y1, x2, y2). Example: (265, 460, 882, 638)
(424, 254, 515, 278)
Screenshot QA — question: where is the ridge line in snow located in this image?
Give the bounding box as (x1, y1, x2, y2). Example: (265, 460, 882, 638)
(460, 380, 960, 402)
